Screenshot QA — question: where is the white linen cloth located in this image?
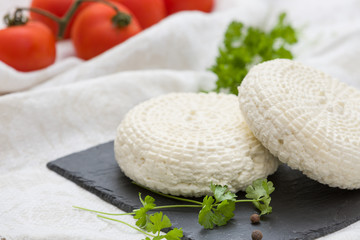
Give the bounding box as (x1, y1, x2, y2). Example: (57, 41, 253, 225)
(0, 0, 359, 239)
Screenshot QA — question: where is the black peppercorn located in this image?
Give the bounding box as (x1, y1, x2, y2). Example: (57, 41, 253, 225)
(250, 213, 260, 224)
(251, 230, 263, 240)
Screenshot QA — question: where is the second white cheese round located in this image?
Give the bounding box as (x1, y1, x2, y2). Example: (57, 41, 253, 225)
(115, 92, 279, 197)
(238, 59, 360, 189)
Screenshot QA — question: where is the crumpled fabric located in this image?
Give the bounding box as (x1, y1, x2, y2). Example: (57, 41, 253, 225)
(0, 0, 359, 239)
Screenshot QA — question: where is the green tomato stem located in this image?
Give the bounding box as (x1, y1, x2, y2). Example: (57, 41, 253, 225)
(97, 215, 155, 238)
(13, 0, 131, 40)
(16, 7, 61, 23)
(74, 0, 132, 28)
(3, 9, 28, 26)
(73, 205, 135, 216)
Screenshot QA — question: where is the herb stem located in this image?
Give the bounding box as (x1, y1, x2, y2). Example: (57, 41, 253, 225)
(234, 199, 257, 203)
(157, 194, 203, 205)
(73, 206, 135, 216)
(97, 215, 155, 237)
(132, 181, 203, 205)
(153, 204, 202, 210)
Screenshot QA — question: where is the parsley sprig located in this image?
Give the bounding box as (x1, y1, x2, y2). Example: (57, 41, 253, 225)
(210, 12, 298, 94)
(74, 179, 274, 239)
(198, 183, 237, 229)
(245, 178, 275, 215)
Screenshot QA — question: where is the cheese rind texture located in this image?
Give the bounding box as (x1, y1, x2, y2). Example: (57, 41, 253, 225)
(238, 59, 360, 189)
(115, 92, 279, 197)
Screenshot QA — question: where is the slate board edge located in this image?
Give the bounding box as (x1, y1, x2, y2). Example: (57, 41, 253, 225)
(299, 217, 360, 240)
(46, 160, 194, 240)
(46, 162, 130, 211)
(46, 141, 360, 240)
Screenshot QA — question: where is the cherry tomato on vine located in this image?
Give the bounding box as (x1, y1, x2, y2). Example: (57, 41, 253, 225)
(0, 21, 56, 72)
(119, 0, 166, 29)
(71, 2, 142, 60)
(163, 0, 214, 15)
(30, 0, 90, 39)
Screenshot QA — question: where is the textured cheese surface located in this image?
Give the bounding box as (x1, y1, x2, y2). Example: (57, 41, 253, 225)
(238, 59, 360, 189)
(115, 92, 279, 197)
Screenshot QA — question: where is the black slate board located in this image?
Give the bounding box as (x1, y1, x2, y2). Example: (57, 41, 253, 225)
(47, 141, 360, 240)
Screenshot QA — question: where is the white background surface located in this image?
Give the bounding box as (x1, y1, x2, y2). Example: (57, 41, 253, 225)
(0, 0, 360, 239)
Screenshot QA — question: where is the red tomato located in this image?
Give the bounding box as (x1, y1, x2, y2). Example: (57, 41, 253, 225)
(0, 21, 56, 72)
(71, 2, 142, 60)
(30, 0, 72, 38)
(119, 0, 166, 29)
(164, 0, 214, 15)
(30, 0, 90, 39)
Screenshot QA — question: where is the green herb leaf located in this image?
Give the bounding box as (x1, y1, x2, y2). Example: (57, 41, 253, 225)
(164, 228, 183, 240)
(77, 180, 275, 237)
(134, 193, 156, 228)
(141, 212, 183, 240)
(152, 236, 164, 240)
(146, 212, 172, 234)
(210, 12, 297, 94)
(198, 196, 216, 229)
(210, 183, 237, 202)
(245, 179, 275, 215)
(245, 179, 275, 200)
(198, 184, 237, 229)
(212, 200, 235, 226)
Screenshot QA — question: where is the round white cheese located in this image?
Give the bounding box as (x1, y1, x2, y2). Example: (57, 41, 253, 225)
(115, 92, 279, 197)
(238, 59, 360, 189)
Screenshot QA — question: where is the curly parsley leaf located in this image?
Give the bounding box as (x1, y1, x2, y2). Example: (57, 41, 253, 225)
(210, 12, 298, 94)
(245, 179, 275, 215)
(134, 193, 156, 228)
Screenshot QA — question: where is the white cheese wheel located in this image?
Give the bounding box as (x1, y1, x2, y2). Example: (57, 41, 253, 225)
(238, 59, 360, 189)
(115, 92, 279, 197)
